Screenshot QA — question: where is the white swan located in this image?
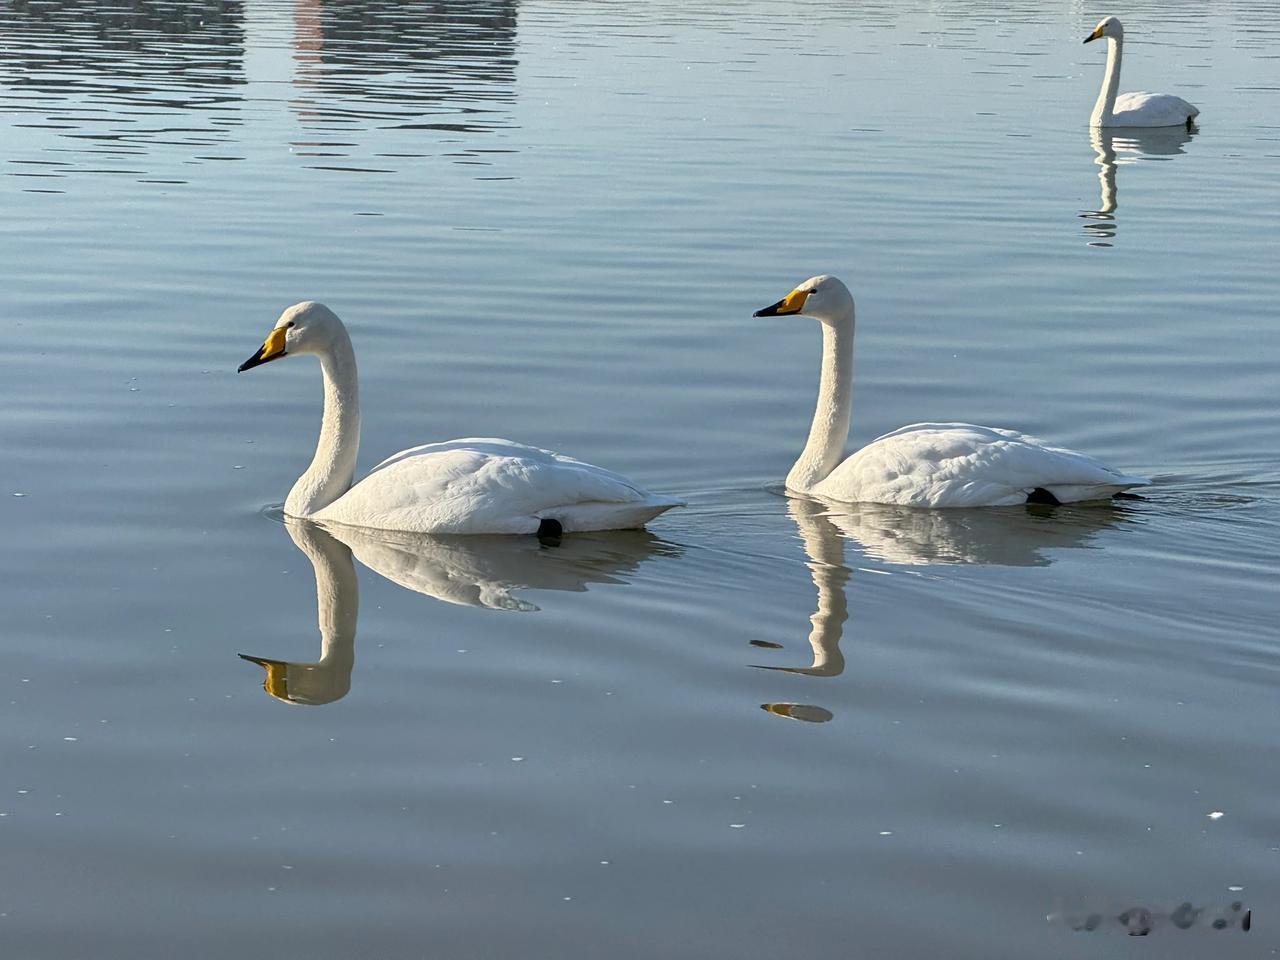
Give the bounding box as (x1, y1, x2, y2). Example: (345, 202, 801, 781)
(753, 276, 1149, 507)
(239, 302, 680, 534)
(1083, 16, 1199, 128)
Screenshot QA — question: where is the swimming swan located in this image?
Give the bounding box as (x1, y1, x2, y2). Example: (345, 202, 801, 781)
(1083, 16, 1199, 129)
(753, 276, 1149, 507)
(238, 302, 681, 534)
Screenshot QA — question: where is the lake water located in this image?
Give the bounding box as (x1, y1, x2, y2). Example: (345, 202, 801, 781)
(2, 0, 1278, 956)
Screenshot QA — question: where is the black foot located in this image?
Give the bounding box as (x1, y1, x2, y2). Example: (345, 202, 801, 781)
(536, 518, 563, 543)
(1113, 491, 1145, 501)
(1026, 487, 1061, 506)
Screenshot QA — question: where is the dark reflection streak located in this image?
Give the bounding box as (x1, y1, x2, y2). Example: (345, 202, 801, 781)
(0, 0, 246, 153)
(289, 0, 520, 163)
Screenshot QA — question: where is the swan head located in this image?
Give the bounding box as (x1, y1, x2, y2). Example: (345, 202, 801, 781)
(753, 275, 854, 324)
(238, 301, 345, 372)
(1084, 16, 1123, 43)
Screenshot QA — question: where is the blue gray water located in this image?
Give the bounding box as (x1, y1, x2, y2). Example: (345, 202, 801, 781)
(2, 1, 1278, 956)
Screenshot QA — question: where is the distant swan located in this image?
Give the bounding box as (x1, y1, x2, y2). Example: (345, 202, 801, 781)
(239, 302, 680, 534)
(753, 276, 1149, 507)
(1084, 16, 1199, 128)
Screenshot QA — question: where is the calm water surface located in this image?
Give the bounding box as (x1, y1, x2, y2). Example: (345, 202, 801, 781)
(2, 1, 1279, 956)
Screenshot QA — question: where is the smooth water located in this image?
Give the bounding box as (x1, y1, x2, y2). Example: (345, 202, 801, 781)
(2, 1, 1278, 956)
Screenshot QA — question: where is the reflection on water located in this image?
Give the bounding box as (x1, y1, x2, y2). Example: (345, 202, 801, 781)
(755, 496, 1135, 720)
(1080, 126, 1194, 247)
(756, 499, 849, 723)
(242, 520, 678, 704)
(240, 519, 357, 705)
(0, 0, 520, 181)
(292, 0, 518, 134)
(822, 496, 1133, 567)
(0, 0, 244, 161)
(755, 498, 850, 679)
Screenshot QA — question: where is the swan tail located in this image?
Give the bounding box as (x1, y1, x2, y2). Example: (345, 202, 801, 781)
(1040, 476, 1149, 504)
(540, 497, 683, 533)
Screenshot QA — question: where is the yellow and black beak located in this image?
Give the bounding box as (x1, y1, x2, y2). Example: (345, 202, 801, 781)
(753, 287, 810, 318)
(238, 326, 288, 372)
(240, 653, 291, 701)
(1083, 25, 1104, 43)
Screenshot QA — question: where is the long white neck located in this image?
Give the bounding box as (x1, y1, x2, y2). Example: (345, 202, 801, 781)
(285, 330, 361, 517)
(1091, 35, 1123, 126)
(786, 309, 854, 493)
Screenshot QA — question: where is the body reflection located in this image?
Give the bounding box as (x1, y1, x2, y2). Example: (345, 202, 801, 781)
(241, 520, 677, 704)
(757, 496, 1134, 720)
(818, 497, 1132, 567)
(1081, 126, 1193, 246)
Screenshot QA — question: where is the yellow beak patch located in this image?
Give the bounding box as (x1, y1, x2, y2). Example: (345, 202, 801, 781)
(778, 288, 810, 314)
(260, 326, 287, 360)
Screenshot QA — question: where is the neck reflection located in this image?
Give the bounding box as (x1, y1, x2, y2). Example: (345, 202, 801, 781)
(1080, 126, 1194, 248)
(757, 495, 1139, 722)
(241, 519, 678, 705)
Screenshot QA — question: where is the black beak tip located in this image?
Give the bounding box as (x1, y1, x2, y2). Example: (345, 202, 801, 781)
(753, 300, 785, 318)
(238, 350, 283, 373)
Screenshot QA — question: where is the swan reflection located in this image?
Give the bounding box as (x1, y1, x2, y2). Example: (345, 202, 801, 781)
(242, 520, 677, 705)
(757, 496, 1133, 720)
(1081, 126, 1193, 246)
(818, 497, 1131, 567)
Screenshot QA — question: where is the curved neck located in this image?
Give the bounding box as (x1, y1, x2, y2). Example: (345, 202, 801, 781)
(285, 331, 361, 517)
(1091, 35, 1123, 126)
(787, 311, 853, 493)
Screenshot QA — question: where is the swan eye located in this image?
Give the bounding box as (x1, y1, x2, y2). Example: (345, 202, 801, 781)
(286, 321, 295, 329)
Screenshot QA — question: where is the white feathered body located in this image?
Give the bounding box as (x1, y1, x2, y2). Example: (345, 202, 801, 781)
(805, 422, 1149, 507)
(1104, 91, 1198, 128)
(310, 437, 681, 534)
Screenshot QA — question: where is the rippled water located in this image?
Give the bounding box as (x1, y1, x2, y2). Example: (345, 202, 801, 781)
(2, 1, 1278, 956)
